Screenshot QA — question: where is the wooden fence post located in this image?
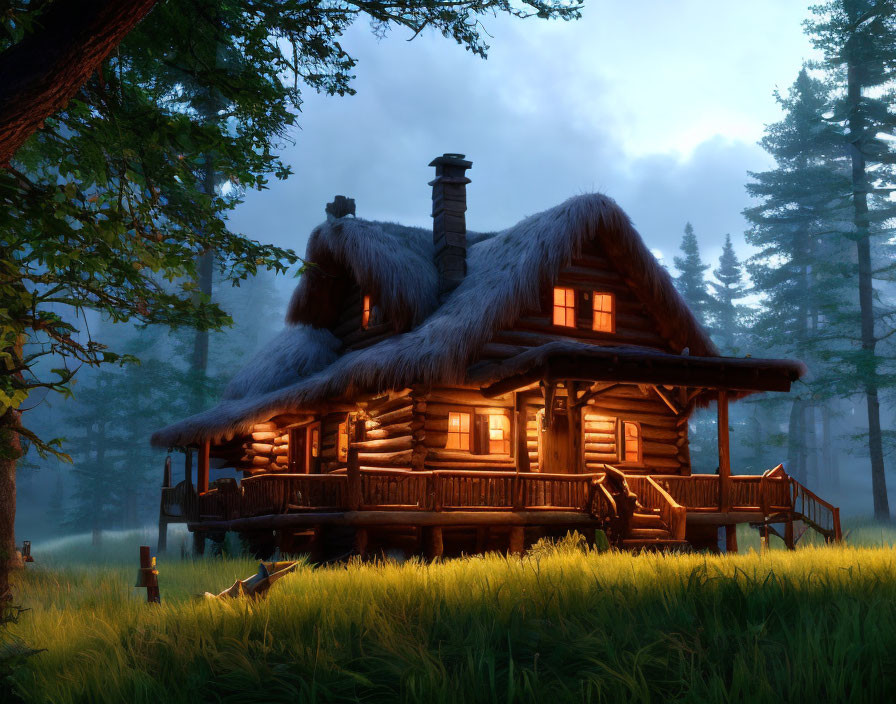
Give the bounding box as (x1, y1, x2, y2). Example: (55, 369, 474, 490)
(136, 545, 160, 604)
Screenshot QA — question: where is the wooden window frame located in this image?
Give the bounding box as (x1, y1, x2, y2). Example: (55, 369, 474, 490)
(337, 417, 349, 462)
(552, 286, 577, 328)
(446, 410, 472, 451)
(591, 291, 615, 333)
(444, 407, 513, 457)
(618, 420, 642, 466)
(361, 294, 372, 329)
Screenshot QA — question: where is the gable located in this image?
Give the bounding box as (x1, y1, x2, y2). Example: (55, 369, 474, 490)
(490, 237, 679, 355)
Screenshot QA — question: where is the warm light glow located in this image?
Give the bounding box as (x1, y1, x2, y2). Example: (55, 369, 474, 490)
(310, 426, 320, 458)
(488, 414, 511, 455)
(446, 411, 471, 450)
(362, 295, 371, 329)
(337, 420, 348, 461)
(552, 287, 576, 327)
(592, 292, 614, 332)
(623, 421, 641, 463)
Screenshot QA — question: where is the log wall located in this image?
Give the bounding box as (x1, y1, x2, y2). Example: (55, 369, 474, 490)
(481, 239, 677, 366)
(421, 386, 516, 471)
(581, 385, 690, 474)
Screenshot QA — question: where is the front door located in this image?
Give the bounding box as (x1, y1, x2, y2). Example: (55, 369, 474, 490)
(540, 396, 573, 473)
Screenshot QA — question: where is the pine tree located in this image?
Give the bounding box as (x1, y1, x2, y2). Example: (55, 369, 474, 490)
(744, 66, 855, 488)
(673, 223, 712, 328)
(806, 1, 896, 518)
(709, 234, 748, 354)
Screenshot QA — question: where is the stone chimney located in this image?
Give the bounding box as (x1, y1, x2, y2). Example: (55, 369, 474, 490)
(429, 153, 472, 299)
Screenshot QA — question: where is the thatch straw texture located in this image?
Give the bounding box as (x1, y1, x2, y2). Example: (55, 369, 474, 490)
(152, 193, 726, 447)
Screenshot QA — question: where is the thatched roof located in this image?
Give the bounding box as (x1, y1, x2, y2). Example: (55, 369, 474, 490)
(152, 193, 734, 448)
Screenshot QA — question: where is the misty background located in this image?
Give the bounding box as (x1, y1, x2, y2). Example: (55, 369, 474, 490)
(15, 1, 893, 542)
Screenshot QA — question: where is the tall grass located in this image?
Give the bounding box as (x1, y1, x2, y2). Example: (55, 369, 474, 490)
(6, 526, 896, 703)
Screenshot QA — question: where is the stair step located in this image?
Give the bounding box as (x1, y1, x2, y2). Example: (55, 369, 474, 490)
(628, 528, 672, 539)
(630, 513, 665, 528)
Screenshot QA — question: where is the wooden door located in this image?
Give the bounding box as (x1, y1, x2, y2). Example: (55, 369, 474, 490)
(289, 427, 308, 473)
(541, 398, 572, 473)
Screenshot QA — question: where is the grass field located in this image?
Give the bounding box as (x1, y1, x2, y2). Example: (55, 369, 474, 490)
(4, 524, 896, 704)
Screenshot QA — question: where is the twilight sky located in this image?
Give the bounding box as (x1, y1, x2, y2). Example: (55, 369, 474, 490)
(229, 1, 818, 273)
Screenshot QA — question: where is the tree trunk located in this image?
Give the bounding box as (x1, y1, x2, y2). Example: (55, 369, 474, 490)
(0, 406, 23, 604)
(805, 402, 818, 486)
(787, 399, 805, 484)
(822, 402, 840, 492)
(847, 58, 890, 520)
(0, 0, 158, 166)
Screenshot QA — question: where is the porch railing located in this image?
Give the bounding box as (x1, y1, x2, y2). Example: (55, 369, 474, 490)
(176, 469, 614, 520)
(167, 465, 840, 542)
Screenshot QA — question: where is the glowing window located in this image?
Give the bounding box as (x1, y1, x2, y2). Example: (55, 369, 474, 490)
(337, 419, 349, 462)
(552, 287, 576, 327)
(592, 292, 614, 333)
(488, 414, 511, 455)
(623, 422, 641, 463)
(446, 412, 471, 450)
(362, 295, 371, 329)
(310, 426, 320, 458)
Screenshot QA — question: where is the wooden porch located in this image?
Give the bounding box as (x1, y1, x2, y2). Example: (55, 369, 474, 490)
(160, 463, 841, 556)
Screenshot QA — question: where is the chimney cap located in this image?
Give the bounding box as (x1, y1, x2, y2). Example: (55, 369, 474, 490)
(326, 195, 356, 221)
(429, 153, 472, 169)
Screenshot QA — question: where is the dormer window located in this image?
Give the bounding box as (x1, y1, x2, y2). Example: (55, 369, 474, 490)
(552, 287, 576, 327)
(592, 292, 614, 332)
(361, 295, 371, 329)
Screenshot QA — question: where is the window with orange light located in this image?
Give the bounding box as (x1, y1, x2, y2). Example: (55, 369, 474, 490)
(361, 295, 371, 329)
(622, 421, 641, 463)
(552, 287, 576, 327)
(446, 412, 471, 450)
(337, 419, 349, 461)
(487, 414, 511, 455)
(592, 292, 614, 332)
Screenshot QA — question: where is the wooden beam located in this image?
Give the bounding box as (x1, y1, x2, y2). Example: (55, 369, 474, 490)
(480, 350, 802, 398)
(190, 510, 605, 532)
(651, 385, 681, 415)
(718, 390, 731, 511)
(573, 383, 620, 408)
(197, 441, 210, 494)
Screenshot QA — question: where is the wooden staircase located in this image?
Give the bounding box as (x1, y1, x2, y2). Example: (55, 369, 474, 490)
(597, 466, 689, 551)
(622, 509, 688, 550)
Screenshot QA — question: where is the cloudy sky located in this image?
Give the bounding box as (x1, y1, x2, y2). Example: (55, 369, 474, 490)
(229, 1, 819, 273)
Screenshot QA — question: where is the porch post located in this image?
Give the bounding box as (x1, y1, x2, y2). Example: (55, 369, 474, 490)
(197, 440, 210, 494)
(514, 392, 530, 473)
(718, 390, 731, 511)
(184, 448, 193, 488)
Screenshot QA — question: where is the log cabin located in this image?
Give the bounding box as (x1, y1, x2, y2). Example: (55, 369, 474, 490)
(152, 153, 840, 559)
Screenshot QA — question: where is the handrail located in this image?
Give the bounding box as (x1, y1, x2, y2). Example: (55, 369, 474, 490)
(645, 476, 687, 541)
(790, 476, 842, 542)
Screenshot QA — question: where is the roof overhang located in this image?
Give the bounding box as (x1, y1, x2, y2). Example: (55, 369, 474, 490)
(472, 343, 806, 398)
